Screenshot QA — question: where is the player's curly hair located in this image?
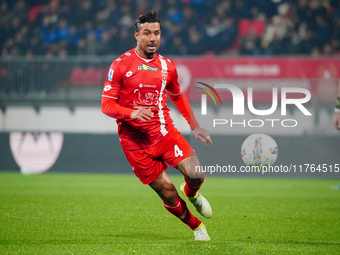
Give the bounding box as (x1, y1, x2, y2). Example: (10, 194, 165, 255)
(135, 11, 161, 32)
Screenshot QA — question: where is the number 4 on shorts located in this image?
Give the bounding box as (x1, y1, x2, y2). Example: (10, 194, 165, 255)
(174, 144, 183, 157)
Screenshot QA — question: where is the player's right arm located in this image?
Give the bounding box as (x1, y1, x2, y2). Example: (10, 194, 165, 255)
(333, 82, 340, 130)
(102, 97, 153, 121)
(101, 61, 153, 122)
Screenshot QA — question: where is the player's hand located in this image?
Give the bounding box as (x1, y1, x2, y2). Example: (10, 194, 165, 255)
(193, 127, 213, 146)
(333, 112, 340, 130)
(131, 108, 154, 122)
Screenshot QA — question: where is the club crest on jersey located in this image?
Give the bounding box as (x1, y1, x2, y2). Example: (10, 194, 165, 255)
(138, 64, 158, 72)
(161, 70, 168, 82)
(108, 69, 114, 81)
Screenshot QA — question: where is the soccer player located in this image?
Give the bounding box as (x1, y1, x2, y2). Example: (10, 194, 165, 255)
(101, 11, 213, 241)
(333, 82, 340, 130)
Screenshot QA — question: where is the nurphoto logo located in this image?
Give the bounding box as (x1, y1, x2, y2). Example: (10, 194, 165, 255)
(197, 83, 312, 128)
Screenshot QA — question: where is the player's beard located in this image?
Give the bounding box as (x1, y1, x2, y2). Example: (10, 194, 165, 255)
(144, 43, 158, 58)
(144, 50, 155, 58)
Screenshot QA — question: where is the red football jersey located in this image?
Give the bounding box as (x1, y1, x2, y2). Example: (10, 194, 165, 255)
(102, 48, 182, 150)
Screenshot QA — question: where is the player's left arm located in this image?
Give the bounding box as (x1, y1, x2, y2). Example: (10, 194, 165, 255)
(169, 92, 212, 146)
(166, 65, 212, 146)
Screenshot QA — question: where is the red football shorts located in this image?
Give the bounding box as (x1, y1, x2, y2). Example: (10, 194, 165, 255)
(122, 128, 196, 185)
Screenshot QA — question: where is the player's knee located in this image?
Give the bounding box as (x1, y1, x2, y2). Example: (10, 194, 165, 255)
(189, 171, 205, 183)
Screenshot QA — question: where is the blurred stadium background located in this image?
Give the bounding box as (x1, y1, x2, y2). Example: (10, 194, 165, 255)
(0, 0, 339, 176)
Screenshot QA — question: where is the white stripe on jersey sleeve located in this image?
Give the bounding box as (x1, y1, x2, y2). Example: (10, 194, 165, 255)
(165, 89, 182, 96)
(102, 95, 118, 99)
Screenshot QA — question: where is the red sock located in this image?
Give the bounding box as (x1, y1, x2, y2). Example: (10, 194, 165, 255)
(163, 197, 201, 230)
(184, 177, 204, 197)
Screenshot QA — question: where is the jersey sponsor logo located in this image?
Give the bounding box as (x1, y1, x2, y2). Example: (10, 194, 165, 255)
(104, 85, 112, 92)
(126, 71, 133, 77)
(139, 91, 159, 105)
(133, 88, 159, 106)
(139, 84, 156, 88)
(108, 69, 114, 81)
(138, 64, 158, 72)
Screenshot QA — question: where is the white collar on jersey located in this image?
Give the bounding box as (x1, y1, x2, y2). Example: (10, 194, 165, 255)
(134, 48, 156, 63)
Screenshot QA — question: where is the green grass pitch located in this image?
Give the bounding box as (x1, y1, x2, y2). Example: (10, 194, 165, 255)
(0, 172, 339, 254)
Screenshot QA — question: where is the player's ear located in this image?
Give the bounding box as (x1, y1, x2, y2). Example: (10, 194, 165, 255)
(134, 31, 139, 41)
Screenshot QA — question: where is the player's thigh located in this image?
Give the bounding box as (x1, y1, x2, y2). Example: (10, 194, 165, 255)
(122, 147, 167, 185)
(161, 130, 195, 167)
